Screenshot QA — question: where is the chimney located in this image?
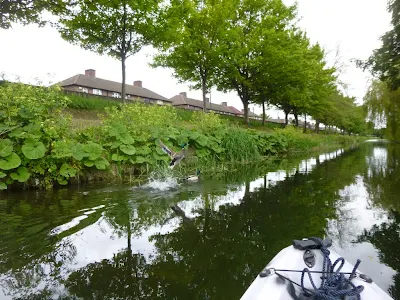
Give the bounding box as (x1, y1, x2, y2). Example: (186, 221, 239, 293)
(134, 80, 142, 88)
(221, 102, 227, 106)
(85, 69, 96, 77)
(205, 97, 209, 102)
(180, 92, 187, 97)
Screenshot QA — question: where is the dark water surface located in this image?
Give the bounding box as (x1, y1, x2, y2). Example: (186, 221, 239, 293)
(0, 142, 399, 299)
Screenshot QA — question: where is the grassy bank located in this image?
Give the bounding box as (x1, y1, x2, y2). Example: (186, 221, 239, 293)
(66, 92, 284, 130)
(0, 83, 365, 190)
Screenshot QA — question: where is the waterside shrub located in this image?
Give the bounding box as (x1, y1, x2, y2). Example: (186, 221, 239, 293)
(0, 83, 365, 190)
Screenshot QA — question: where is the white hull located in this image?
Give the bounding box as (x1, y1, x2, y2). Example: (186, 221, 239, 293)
(241, 244, 393, 300)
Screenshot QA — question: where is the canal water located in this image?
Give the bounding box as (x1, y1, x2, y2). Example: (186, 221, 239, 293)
(0, 141, 399, 299)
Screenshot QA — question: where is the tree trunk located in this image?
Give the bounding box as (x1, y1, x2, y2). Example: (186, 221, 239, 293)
(121, 55, 126, 104)
(201, 77, 207, 113)
(121, 1, 127, 105)
(243, 100, 249, 125)
(284, 110, 289, 126)
(127, 212, 132, 253)
(315, 120, 320, 134)
(262, 101, 266, 125)
(294, 113, 299, 127)
(303, 114, 307, 133)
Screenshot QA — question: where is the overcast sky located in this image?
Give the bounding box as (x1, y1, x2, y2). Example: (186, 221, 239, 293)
(0, 0, 391, 118)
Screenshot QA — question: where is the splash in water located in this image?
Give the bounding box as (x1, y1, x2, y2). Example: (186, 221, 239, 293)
(139, 171, 180, 191)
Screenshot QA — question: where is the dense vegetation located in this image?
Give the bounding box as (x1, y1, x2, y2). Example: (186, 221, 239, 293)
(2, 0, 368, 133)
(359, 0, 400, 140)
(0, 83, 364, 190)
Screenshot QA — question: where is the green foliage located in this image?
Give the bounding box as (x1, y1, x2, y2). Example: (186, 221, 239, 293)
(21, 139, 47, 159)
(0, 153, 21, 170)
(0, 139, 13, 157)
(0, 83, 366, 190)
(0, 0, 71, 29)
(189, 111, 226, 133)
(272, 126, 364, 152)
(360, 0, 400, 90)
(252, 131, 289, 155)
(59, 163, 77, 178)
(0, 182, 6, 190)
(10, 167, 31, 182)
(215, 0, 297, 124)
(58, 0, 162, 103)
(152, 0, 234, 111)
(151, 0, 365, 132)
(364, 80, 400, 141)
(67, 93, 121, 110)
(101, 103, 178, 138)
(221, 129, 259, 162)
(83, 142, 103, 161)
(0, 82, 78, 189)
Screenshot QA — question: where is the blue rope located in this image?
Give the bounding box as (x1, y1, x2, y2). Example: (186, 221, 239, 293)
(301, 237, 364, 299)
(275, 237, 364, 300)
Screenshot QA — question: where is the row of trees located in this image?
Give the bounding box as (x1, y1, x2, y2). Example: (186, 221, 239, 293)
(360, 0, 400, 140)
(2, 0, 367, 133)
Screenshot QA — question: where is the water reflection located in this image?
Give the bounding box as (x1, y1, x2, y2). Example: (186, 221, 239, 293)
(0, 144, 399, 299)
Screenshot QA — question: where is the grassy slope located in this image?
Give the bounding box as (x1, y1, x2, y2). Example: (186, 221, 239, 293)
(67, 94, 282, 131)
(66, 94, 365, 150)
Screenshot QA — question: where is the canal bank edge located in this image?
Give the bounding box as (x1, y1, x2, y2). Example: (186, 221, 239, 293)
(0, 84, 368, 191)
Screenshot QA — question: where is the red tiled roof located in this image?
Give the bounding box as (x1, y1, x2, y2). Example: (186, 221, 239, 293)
(228, 106, 243, 115)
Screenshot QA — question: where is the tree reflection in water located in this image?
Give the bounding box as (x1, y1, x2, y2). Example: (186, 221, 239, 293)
(1, 145, 400, 299)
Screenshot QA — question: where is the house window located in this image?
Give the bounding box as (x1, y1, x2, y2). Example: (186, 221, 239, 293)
(93, 89, 102, 95)
(112, 92, 121, 98)
(156, 100, 164, 105)
(82, 87, 88, 93)
(143, 98, 150, 104)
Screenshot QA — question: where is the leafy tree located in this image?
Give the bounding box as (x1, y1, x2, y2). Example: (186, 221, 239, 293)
(0, 0, 71, 29)
(252, 29, 307, 126)
(364, 80, 400, 140)
(359, 0, 400, 91)
(58, 0, 161, 104)
(301, 46, 337, 132)
(250, 25, 337, 130)
(152, 0, 234, 112)
(215, 0, 297, 125)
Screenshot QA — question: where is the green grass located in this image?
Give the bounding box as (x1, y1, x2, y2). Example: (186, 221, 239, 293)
(222, 129, 260, 162)
(219, 114, 284, 130)
(67, 93, 121, 110)
(275, 126, 367, 153)
(174, 106, 283, 130)
(66, 93, 285, 130)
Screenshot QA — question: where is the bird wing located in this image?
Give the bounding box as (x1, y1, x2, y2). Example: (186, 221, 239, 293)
(158, 139, 174, 157)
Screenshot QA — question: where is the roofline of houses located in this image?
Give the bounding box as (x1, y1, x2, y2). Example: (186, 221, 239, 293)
(57, 69, 171, 103)
(56, 69, 263, 116)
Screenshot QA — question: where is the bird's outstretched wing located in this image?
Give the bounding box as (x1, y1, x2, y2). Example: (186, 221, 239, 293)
(158, 139, 174, 157)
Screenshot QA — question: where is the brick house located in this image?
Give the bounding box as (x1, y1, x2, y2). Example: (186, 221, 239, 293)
(170, 92, 243, 116)
(57, 69, 171, 105)
(228, 106, 260, 119)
